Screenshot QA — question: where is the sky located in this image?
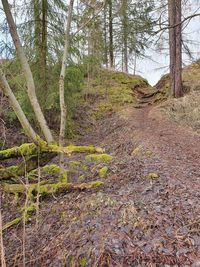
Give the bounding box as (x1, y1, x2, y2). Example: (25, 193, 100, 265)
(1, 1, 200, 86)
(135, 2, 200, 85)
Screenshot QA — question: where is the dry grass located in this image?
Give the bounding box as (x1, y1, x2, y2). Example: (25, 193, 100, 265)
(156, 61, 200, 132)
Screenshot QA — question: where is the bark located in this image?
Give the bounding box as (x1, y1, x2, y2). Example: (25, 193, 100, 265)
(59, 0, 74, 166)
(121, 0, 128, 73)
(33, 0, 41, 62)
(0, 67, 38, 143)
(108, 0, 114, 68)
(103, 3, 108, 68)
(175, 0, 183, 98)
(41, 0, 48, 93)
(2, 0, 54, 143)
(168, 0, 183, 98)
(168, 0, 176, 97)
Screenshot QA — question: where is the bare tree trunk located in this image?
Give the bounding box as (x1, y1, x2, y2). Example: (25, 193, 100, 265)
(175, 0, 183, 98)
(168, 0, 176, 97)
(2, 0, 54, 143)
(108, 0, 114, 68)
(34, 0, 41, 63)
(0, 67, 38, 143)
(168, 0, 183, 98)
(103, 3, 108, 68)
(59, 0, 74, 166)
(121, 0, 128, 73)
(41, 0, 48, 93)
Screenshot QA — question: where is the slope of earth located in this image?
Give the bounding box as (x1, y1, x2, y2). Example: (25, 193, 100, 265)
(1, 70, 200, 266)
(155, 60, 200, 132)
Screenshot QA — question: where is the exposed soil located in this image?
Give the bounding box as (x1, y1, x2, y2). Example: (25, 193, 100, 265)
(2, 104, 200, 266)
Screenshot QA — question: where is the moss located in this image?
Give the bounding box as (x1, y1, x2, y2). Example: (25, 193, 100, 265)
(0, 146, 18, 157)
(85, 153, 113, 162)
(13, 193, 19, 205)
(145, 150, 153, 157)
(60, 211, 66, 219)
(99, 166, 108, 178)
(19, 143, 37, 155)
(86, 70, 150, 119)
(69, 161, 89, 171)
(0, 165, 19, 179)
(3, 180, 104, 197)
(131, 145, 142, 156)
(70, 256, 76, 267)
(42, 164, 60, 174)
(2, 217, 22, 231)
(59, 171, 68, 183)
(147, 172, 160, 180)
(88, 181, 104, 187)
(78, 174, 86, 181)
(69, 160, 81, 168)
(79, 257, 87, 267)
(48, 144, 103, 154)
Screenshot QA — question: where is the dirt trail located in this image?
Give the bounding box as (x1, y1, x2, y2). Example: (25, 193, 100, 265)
(4, 105, 200, 266)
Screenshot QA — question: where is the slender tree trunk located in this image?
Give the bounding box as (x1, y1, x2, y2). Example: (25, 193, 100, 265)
(108, 0, 114, 68)
(175, 0, 183, 98)
(34, 0, 41, 63)
(2, 0, 54, 143)
(168, 0, 183, 98)
(103, 3, 108, 68)
(0, 67, 38, 143)
(59, 0, 74, 166)
(41, 0, 48, 93)
(168, 0, 176, 97)
(121, 0, 128, 73)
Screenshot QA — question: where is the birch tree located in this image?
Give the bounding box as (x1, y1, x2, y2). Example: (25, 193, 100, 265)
(59, 0, 74, 165)
(1, 0, 54, 144)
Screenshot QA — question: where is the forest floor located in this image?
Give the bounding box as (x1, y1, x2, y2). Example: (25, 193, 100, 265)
(3, 101, 200, 266)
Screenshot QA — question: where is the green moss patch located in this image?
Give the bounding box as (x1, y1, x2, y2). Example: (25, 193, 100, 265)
(99, 166, 108, 178)
(85, 153, 113, 162)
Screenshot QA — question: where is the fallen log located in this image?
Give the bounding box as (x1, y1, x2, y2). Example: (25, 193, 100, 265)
(0, 152, 56, 180)
(2, 180, 104, 195)
(0, 143, 104, 180)
(0, 142, 104, 161)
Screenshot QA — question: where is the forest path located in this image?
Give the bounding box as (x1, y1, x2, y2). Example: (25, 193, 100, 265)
(77, 104, 200, 265)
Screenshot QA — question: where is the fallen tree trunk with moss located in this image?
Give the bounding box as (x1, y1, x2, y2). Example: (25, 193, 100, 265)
(0, 152, 56, 180)
(0, 142, 104, 161)
(2, 180, 104, 195)
(0, 142, 104, 180)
